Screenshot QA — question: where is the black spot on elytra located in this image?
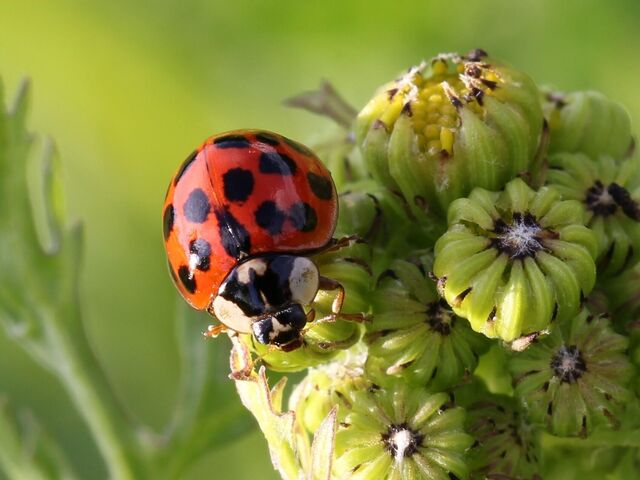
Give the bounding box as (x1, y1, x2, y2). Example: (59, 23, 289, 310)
(255, 201, 287, 235)
(289, 202, 317, 232)
(259, 151, 297, 175)
(178, 265, 197, 293)
(189, 238, 211, 271)
(222, 168, 254, 203)
(174, 150, 198, 186)
(213, 134, 251, 149)
(215, 208, 251, 259)
(307, 172, 333, 200)
(255, 132, 280, 146)
(163, 204, 174, 240)
(183, 188, 211, 223)
(282, 136, 315, 156)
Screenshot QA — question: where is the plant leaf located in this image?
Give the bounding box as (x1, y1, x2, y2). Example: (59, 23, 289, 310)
(157, 303, 253, 475)
(231, 337, 306, 480)
(284, 81, 357, 129)
(309, 406, 337, 480)
(0, 397, 78, 479)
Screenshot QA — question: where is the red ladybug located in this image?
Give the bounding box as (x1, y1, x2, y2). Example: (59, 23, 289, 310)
(163, 130, 348, 350)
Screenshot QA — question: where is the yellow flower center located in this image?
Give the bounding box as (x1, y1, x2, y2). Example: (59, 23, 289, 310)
(379, 55, 503, 157)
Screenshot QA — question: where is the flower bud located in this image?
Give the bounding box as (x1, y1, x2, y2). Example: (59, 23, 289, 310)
(365, 252, 489, 389)
(465, 395, 541, 479)
(599, 262, 640, 326)
(544, 90, 633, 160)
(333, 381, 473, 479)
(509, 310, 634, 437)
(546, 152, 640, 275)
(357, 49, 544, 217)
(289, 351, 369, 434)
(337, 182, 446, 271)
(433, 178, 598, 343)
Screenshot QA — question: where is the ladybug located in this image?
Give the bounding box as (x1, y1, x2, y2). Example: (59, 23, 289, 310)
(163, 129, 352, 351)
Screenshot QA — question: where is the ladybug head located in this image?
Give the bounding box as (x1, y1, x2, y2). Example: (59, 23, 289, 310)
(251, 304, 308, 348)
(211, 254, 319, 349)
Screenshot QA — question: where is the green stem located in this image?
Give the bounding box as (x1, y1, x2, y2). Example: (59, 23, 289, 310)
(43, 306, 146, 479)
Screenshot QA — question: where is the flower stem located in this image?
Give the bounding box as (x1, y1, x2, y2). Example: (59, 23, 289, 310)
(42, 304, 146, 479)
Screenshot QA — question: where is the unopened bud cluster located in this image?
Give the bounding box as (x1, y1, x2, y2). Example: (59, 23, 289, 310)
(239, 48, 639, 480)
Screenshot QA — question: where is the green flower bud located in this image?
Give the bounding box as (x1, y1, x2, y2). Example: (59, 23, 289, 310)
(337, 182, 446, 272)
(289, 350, 369, 434)
(433, 178, 598, 342)
(546, 152, 640, 275)
(597, 263, 640, 326)
(509, 310, 634, 437)
(575, 267, 640, 397)
(357, 49, 544, 217)
(251, 241, 372, 372)
(365, 253, 489, 389)
(333, 381, 473, 480)
(451, 377, 541, 478)
(544, 90, 633, 160)
(543, 442, 633, 480)
(336, 190, 383, 240)
(465, 395, 541, 479)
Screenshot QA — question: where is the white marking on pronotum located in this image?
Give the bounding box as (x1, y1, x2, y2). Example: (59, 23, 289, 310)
(211, 296, 253, 333)
(235, 258, 268, 284)
(289, 257, 320, 306)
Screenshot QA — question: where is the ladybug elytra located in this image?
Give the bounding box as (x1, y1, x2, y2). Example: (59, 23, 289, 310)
(163, 130, 351, 350)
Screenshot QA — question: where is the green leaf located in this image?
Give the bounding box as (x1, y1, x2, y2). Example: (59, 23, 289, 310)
(0, 397, 78, 480)
(310, 406, 337, 480)
(0, 80, 145, 479)
(157, 303, 253, 474)
(284, 81, 357, 129)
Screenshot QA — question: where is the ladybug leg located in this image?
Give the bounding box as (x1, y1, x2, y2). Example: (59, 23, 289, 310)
(306, 308, 316, 323)
(314, 276, 370, 324)
(322, 235, 364, 254)
(203, 323, 229, 338)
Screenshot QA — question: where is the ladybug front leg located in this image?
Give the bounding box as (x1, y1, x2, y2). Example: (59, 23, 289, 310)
(315, 276, 369, 324)
(203, 323, 229, 338)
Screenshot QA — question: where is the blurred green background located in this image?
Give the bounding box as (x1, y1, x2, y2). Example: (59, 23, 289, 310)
(0, 0, 638, 478)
